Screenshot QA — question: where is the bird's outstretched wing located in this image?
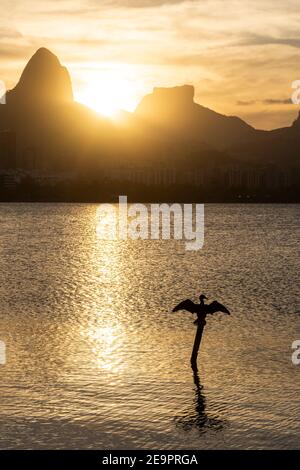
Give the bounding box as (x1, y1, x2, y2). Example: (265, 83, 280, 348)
(206, 301, 230, 315)
(172, 299, 197, 313)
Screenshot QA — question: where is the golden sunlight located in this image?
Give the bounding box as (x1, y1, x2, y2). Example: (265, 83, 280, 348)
(76, 72, 138, 118)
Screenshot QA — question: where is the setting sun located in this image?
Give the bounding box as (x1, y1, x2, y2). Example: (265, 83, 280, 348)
(76, 72, 138, 118)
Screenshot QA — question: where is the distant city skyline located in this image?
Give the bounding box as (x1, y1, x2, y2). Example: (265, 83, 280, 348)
(1, 0, 300, 128)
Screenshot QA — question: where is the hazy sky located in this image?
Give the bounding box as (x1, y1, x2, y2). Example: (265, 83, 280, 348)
(1, 0, 300, 128)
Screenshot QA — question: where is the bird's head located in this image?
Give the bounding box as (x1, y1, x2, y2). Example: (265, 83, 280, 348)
(199, 294, 207, 302)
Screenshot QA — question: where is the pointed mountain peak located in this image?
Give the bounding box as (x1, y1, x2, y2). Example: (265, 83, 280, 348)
(33, 47, 56, 56)
(6, 47, 73, 105)
(27, 47, 62, 69)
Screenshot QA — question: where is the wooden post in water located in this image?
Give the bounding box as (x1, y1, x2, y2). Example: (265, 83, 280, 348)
(191, 316, 206, 369)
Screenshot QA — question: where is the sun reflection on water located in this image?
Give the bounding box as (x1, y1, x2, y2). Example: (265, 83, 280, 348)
(80, 208, 129, 373)
(88, 325, 125, 372)
(1, 204, 299, 449)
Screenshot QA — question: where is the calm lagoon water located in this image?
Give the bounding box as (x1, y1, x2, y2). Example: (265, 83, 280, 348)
(0, 203, 299, 449)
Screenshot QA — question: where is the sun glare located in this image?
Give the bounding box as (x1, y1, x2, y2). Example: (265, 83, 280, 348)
(76, 73, 138, 118)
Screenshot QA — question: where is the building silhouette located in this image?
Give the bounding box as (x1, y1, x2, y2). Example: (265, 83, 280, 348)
(0, 130, 16, 170)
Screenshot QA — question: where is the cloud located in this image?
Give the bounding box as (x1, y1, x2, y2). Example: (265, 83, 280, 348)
(262, 98, 292, 105)
(240, 33, 300, 49)
(237, 98, 292, 106)
(1, 0, 300, 130)
(90, 0, 192, 8)
(236, 100, 256, 106)
(0, 44, 31, 60)
(32, 0, 192, 15)
(0, 27, 22, 39)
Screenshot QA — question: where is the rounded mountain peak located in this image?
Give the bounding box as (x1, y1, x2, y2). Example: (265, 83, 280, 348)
(28, 47, 61, 66)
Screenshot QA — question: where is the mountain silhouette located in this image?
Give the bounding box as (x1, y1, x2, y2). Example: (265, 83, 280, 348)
(0, 48, 114, 171)
(229, 110, 300, 166)
(0, 47, 299, 188)
(135, 84, 260, 149)
(6, 48, 73, 105)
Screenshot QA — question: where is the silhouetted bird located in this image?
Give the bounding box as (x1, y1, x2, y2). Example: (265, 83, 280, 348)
(172, 294, 230, 323)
